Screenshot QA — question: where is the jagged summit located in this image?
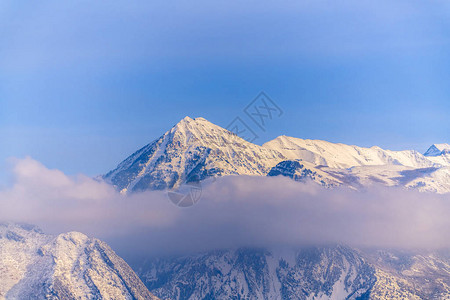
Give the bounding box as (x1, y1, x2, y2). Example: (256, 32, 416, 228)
(424, 143, 450, 156)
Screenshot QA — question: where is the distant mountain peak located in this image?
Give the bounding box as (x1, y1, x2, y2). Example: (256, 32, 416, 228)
(177, 116, 209, 124)
(424, 143, 450, 156)
(171, 116, 222, 136)
(103, 116, 284, 193)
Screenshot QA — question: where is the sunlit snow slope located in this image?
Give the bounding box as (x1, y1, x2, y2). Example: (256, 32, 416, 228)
(104, 117, 449, 193)
(103, 117, 285, 193)
(0, 223, 158, 300)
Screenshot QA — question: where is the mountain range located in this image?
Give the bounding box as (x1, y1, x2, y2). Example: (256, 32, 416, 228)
(101, 116, 450, 299)
(2, 223, 448, 299)
(2, 117, 449, 299)
(138, 246, 450, 300)
(103, 116, 450, 194)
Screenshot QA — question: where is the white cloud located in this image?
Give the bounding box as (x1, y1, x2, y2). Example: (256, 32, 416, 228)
(1, 157, 449, 258)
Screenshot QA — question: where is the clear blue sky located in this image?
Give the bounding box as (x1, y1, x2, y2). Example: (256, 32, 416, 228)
(1, 0, 449, 178)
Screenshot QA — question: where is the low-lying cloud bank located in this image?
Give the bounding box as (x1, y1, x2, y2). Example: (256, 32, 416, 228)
(1, 157, 449, 258)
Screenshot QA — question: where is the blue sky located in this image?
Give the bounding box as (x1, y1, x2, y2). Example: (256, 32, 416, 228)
(1, 0, 449, 178)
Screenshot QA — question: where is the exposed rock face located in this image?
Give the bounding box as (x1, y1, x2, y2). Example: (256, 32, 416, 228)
(267, 160, 341, 187)
(0, 223, 158, 300)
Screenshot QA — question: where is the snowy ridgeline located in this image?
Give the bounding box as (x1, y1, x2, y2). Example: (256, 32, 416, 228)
(103, 116, 450, 194)
(138, 246, 450, 300)
(1, 222, 449, 300)
(3, 117, 449, 300)
(99, 117, 450, 298)
(0, 223, 158, 300)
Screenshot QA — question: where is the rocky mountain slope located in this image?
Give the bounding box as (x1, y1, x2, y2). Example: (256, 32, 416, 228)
(103, 116, 450, 193)
(138, 247, 450, 300)
(139, 246, 374, 300)
(0, 223, 158, 300)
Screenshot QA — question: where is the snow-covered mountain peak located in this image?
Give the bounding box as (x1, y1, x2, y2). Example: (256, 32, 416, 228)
(164, 116, 255, 151)
(181, 115, 194, 122)
(49, 231, 89, 249)
(104, 117, 449, 193)
(0, 223, 159, 299)
(103, 116, 285, 193)
(174, 116, 215, 126)
(170, 116, 238, 143)
(424, 143, 450, 156)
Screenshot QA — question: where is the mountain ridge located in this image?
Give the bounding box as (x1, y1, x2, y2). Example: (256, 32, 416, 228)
(139, 246, 450, 300)
(103, 116, 449, 193)
(424, 143, 450, 156)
